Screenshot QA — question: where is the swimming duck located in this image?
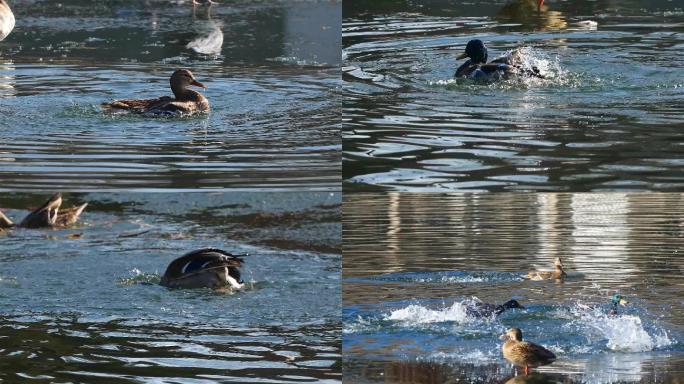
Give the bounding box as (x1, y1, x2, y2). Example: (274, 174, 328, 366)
(579, 294, 629, 316)
(160, 248, 246, 290)
(500, 328, 556, 376)
(0, 0, 14, 42)
(466, 299, 525, 318)
(18, 193, 88, 229)
(454, 39, 543, 80)
(102, 69, 209, 116)
(524, 257, 566, 280)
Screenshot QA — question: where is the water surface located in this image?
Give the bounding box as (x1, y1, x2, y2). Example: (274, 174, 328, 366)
(0, 0, 341, 191)
(343, 0, 684, 192)
(0, 192, 341, 382)
(343, 193, 684, 383)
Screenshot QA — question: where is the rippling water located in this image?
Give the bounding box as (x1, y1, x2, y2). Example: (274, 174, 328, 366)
(343, 193, 684, 383)
(0, 0, 341, 191)
(0, 192, 341, 382)
(343, 0, 684, 192)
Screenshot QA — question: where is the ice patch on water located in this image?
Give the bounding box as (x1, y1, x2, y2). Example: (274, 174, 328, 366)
(385, 302, 473, 324)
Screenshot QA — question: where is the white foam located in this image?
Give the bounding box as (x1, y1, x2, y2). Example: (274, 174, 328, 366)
(385, 302, 472, 324)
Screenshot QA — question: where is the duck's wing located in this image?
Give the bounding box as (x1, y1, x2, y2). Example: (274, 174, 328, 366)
(102, 96, 174, 114)
(55, 203, 88, 227)
(18, 193, 62, 228)
(164, 248, 244, 279)
(515, 341, 556, 364)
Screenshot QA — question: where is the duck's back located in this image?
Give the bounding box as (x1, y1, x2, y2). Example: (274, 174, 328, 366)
(504, 340, 556, 367)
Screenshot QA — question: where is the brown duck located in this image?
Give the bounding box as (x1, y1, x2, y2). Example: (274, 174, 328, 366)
(17, 193, 87, 229)
(0, 0, 14, 42)
(102, 69, 209, 116)
(500, 328, 556, 376)
(524, 257, 566, 280)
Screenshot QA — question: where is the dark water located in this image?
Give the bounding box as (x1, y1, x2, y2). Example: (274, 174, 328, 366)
(0, 192, 341, 382)
(0, 0, 341, 191)
(343, 0, 684, 192)
(343, 193, 684, 383)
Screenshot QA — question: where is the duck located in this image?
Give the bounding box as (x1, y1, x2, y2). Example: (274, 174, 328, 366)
(102, 69, 209, 116)
(17, 193, 88, 229)
(500, 328, 556, 376)
(524, 257, 566, 280)
(578, 293, 629, 316)
(465, 299, 525, 318)
(454, 39, 544, 80)
(0, 0, 14, 42)
(160, 248, 247, 290)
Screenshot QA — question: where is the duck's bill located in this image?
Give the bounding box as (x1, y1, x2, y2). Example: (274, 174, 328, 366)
(619, 299, 629, 306)
(191, 80, 207, 89)
(456, 52, 468, 60)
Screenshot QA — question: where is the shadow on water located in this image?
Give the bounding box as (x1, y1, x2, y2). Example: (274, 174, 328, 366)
(343, 193, 684, 383)
(0, 192, 342, 382)
(0, 0, 342, 191)
(342, 0, 684, 192)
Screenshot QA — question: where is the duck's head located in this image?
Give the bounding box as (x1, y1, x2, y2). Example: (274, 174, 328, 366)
(502, 299, 525, 310)
(554, 257, 564, 269)
(20, 193, 62, 228)
(456, 39, 488, 64)
(611, 294, 628, 306)
(500, 327, 523, 342)
(170, 69, 206, 96)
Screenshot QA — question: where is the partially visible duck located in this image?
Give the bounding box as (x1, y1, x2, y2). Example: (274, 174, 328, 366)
(500, 328, 556, 376)
(18, 193, 88, 229)
(579, 293, 629, 316)
(160, 248, 247, 290)
(466, 299, 525, 318)
(454, 39, 544, 80)
(524, 257, 566, 280)
(102, 69, 209, 116)
(0, 0, 14, 42)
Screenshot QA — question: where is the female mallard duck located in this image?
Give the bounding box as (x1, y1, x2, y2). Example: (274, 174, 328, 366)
(455, 39, 543, 80)
(18, 193, 88, 229)
(500, 328, 556, 376)
(160, 248, 247, 290)
(0, 0, 14, 42)
(524, 257, 566, 280)
(102, 69, 209, 116)
(466, 299, 525, 318)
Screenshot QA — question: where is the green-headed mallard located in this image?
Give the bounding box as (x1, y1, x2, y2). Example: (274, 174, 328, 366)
(524, 257, 566, 280)
(579, 293, 629, 316)
(18, 193, 88, 229)
(102, 69, 209, 116)
(0, 0, 14, 42)
(454, 39, 544, 80)
(160, 248, 247, 290)
(500, 328, 556, 376)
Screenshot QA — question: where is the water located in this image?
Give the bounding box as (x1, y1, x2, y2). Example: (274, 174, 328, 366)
(0, 192, 341, 382)
(0, 0, 341, 191)
(343, 0, 684, 192)
(343, 193, 684, 383)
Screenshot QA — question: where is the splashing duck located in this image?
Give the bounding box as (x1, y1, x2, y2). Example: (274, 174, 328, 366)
(454, 39, 544, 80)
(0, 0, 14, 41)
(19, 193, 88, 229)
(466, 299, 525, 318)
(579, 294, 629, 316)
(160, 248, 247, 290)
(103, 69, 209, 116)
(0, 194, 87, 229)
(501, 328, 556, 376)
(524, 257, 566, 280)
